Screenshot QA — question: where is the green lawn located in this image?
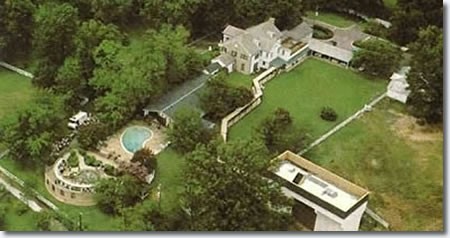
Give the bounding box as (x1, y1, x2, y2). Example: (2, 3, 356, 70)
(229, 58, 386, 141)
(305, 99, 443, 231)
(226, 72, 254, 89)
(0, 69, 34, 119)
(306, 11, 362, 28)
(152, 148, 186, 212)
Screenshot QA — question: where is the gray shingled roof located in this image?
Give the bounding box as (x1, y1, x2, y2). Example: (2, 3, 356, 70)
(223, 25, 245, 37)
(309, 39, 353, 63)
(282, 22, 313, 42)
(214, 53, 234, 66)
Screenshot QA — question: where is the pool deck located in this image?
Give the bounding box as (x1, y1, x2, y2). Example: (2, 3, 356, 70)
(99, 122, 168, 162)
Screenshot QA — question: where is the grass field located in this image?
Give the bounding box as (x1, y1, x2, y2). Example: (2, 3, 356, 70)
(305, 99, 443, 231)
(229, 58, 386, 142)
(0, 69, 34, 119)
(306, 11, 362, 28)
(152, 148, 186, 212)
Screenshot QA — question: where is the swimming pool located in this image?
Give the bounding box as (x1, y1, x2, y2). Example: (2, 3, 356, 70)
(121, 126, 153, 154)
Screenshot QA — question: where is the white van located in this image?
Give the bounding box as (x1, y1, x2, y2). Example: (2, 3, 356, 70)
(68, 111, 88, 130)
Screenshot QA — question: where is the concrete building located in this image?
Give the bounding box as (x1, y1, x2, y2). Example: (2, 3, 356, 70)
(271, 151, 370, 231)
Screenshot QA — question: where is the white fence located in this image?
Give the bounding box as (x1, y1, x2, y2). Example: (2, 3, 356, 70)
(298, 92, 387, 155)
(0, 61, 34, 78)
(220, 67, 279, 141)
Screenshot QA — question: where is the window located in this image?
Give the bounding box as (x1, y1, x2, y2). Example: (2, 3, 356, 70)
(46, 179, 49, 185)
(255, 53, 259, 59)
(222, 47, 227, 53)
(240, 54, 248, 60)
(51, 185, 55, 191)
(262, 61, 266, 66)
(60, 190, 65, 196)
(231, 50, 237, 57)
(241, 63, 245, 71)
(71, 193, 76, 199)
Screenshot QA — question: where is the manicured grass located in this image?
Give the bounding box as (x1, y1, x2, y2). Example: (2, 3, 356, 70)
(306, 11, 361, 28)
(0, 69, 34, 119)
(306, 99, 443, 231)
(153, 148, 186, 212)
(229, 58, 386, 141)
(226, 72, 254, 89)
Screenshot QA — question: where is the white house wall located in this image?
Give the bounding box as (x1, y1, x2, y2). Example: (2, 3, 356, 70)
(281, 187, 367, 231)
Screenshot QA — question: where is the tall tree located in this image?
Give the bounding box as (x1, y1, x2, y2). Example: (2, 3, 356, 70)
(90, 0, 133, 25)
(352, 39, 402, 77)
(389, 0, 442, 45)
(0, 0, 36, 61)
(200, 73, 253, 121)
(94, 175, 143, 215)
(184, 140, 293, 231)
(0, 93, 68, 166)
(33, 2, 79, 87)
(257, 108, 309, 154)
(167, 109, 212, 153)
(406, 26, 443, 123)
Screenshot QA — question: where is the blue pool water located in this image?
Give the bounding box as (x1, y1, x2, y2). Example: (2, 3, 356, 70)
(121, 126, 152, 153)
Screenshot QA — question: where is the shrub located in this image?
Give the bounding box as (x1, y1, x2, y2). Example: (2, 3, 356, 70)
(320, 107, 338, 121)
(104, 164, 118, 176)
(84, 155, 102, 167)
(131, 148, 157, 173)
(67, 151, 79, 168)
(312, 25, 333, 39)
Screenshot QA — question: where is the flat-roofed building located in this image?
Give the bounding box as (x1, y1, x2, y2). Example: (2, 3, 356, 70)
(270, 151, 370, 231)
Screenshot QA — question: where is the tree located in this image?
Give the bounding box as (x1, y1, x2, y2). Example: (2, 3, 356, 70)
(257, 108, 309, 154)
(55, 56, 85, 109)
(78, 121, 109, 150)
(389, 0, 442, 45)
(352, 39, 402, 77)
(0, 93, 68, 166)
(131, 148, 157, 173)
(75, 19, 126, 80)
(140, 0, 202, 28)
(406, 26, 443, 123)
(33, 2, 79, 88)
(167, 109, 212, 153)
(184, 139, 293, 231)
(90, 0, 133, 24)
(200, 73, 253, 121)
(94, 175, 143, 215)
(36, 211, 54, 231)
(0, 0, 35, 61)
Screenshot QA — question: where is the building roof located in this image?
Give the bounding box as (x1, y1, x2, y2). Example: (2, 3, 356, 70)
(223, 25, 246, 37)
(272, 151, 369, 217)
(309, 39, 353, 63)
(282, 22, 313, 42)
(204, 62, 222, 75)
(213, 53, 235, 66)
(222, 18, 282, 55)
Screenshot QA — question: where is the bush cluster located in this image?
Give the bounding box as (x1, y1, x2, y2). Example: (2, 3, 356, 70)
(320, 107, 338, 121)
